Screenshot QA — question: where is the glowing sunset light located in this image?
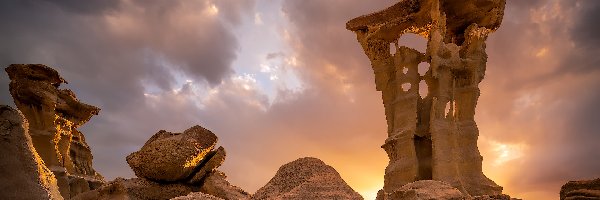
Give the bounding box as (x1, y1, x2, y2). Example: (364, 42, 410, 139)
(0, 0, 598, 200)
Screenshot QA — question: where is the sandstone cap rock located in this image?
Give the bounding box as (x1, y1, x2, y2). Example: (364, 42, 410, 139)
(126, 125, 218, 182)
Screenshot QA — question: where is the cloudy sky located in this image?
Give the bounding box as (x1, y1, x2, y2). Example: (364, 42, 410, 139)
(1, 0, 599, 199)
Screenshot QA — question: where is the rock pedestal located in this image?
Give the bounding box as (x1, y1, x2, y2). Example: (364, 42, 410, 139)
(5, 64, 104, 199)
(346, 0, 505, 197)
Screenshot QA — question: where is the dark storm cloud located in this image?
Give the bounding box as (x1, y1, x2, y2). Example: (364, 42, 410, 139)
(39, 0, 121, 15)
(572, 1, 600, 49)
(0, 0, 252, 179)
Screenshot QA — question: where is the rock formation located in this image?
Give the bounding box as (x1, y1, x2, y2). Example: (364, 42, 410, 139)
(126, 126, 219, 182)
(5, 64, 104, 199)
(560, 178, 600, 200)
(346, 0, 506, 198)
(0, 105, 63, 200)
(382, 180, 466, 200)
(74, 125, 249, 200)
(252, 157, 363, 200)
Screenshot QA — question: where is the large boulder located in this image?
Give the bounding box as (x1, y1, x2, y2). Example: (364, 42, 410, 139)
(126, 125, 218, 182)
(385, 180, 467, 200)
(252, 157, 363, 200)
(560, 178, 600, 200)
(72, 177, 196, 200)
(0, 105, 63, 200)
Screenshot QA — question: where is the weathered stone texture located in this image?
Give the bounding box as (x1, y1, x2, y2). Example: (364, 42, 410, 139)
(126, 125, 218, 182)
(560, 178, 600, 200)
(347, 0, 506, 197)
(0, 105, 63, 200)
(72, 177, 195, 200)
(171, 192, 224, 200)
(385, 180, 467, 200)
(189, 146, 227, 184)
(253, 157, 363, 200)
(5, 64, 104, 199)
(199, 171, 250, 200)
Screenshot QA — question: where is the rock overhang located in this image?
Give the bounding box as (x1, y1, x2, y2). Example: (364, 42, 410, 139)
(346, 0, 506, 44)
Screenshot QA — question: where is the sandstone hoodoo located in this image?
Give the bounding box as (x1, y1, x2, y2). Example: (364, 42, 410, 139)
(5, 64, 104, 199)
(347, 0, 507, 198)
(253, 157, 363, 200)
(74, 125, 249, 200)
(0, 105, 63, 200)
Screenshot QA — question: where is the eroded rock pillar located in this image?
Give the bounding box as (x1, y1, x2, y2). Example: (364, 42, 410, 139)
(346, 0, 506, 197)
(6, 64, 104, 199)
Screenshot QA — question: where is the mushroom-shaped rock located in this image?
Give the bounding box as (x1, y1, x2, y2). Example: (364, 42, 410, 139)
(126, 125, 218, 182)
(252, 157, 363, 200)
(385, 180, 467, 200)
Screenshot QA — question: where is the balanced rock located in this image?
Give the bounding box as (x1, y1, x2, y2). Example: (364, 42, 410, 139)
(252, 157, 363, 200)
(126, 125, 218, 182)
(72, 177, 195, 200)
(198, 171, 250, 200)
(560, 178, 600, 200)
(5, 64, 104, 198)
(0, 105, 63, 200)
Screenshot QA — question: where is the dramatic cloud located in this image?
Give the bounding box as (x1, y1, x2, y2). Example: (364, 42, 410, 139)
(0, 1, 598, 200)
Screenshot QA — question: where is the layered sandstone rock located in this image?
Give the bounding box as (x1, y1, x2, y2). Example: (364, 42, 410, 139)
(126, 125, 218, 182)
(347, 0, 505, 198)
(0, 105, 63, 200)
(560, 178, 600, 200)
(5, 64, 104, 199)
(253, 157, 363, 200)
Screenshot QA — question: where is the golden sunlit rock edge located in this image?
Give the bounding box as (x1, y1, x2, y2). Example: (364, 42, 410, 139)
(1, 1, 599, 200)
